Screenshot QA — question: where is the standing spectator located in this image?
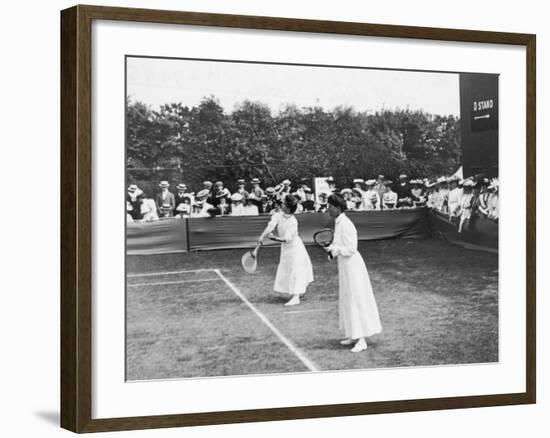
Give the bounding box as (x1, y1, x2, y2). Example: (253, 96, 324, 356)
(292, 193, 304, 214)
(474, 178, 491, 217)
(458, 179, 476, 232)
(326, 176, 337, 193)
(127, 184, 144, 220)
(155, 181, 175, 218)
(447, 176, 463, 219)
(302, 187, 316, 212)
(395, 174, 412, 208)
(425, 181, 437, 209)
(192, 189, 215, 218)
(213, 181, 231, 207)
(363, 180, 381, 210)
(374, 174, 386, 202)
(236, 179, 249, 201)
(382, 180, 397, 209)
(435, 177, 449, 214)
(487, 178, 499, 220)
(353, 178, 364, 194)
(264, 187, 278, 214)
(248, 178, 265, 213)
(277, 179, 292, 200)
(174, 183, 191, 214)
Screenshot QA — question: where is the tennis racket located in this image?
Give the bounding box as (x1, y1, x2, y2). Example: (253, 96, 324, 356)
(313, 228, 334, 260)
(241, 241, 262, 274)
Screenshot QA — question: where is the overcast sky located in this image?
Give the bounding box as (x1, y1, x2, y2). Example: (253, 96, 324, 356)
(126, 56, 460, 116)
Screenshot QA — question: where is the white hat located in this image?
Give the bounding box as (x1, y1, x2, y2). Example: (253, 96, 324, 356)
(231, 193, 243, 202)
(128, 184, 138, 192)
(326, 176, 335, 183)
(340, 188, 352, 194)
(282, 179, 291, 185)
(196, 189, 210, 199)
(365, 179, 376, 186)
(159, 181, 170, 188)
(176, 183, 187, 190)
(353, 178, 364, 184)
(463, 179, 475, 187)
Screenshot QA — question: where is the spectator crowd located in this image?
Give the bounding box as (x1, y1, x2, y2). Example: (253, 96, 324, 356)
(127, 173, 499, 232)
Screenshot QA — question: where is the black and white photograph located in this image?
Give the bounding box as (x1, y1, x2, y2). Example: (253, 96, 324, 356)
(125, 56, 499, 381)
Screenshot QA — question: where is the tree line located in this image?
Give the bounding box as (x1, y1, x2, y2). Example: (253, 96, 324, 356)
(127, 96, 461, 195)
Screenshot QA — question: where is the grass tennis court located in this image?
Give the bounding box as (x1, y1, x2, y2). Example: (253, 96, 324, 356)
(126, 237, 498, 381)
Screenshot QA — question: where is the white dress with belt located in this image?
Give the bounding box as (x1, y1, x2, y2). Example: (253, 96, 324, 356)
(262, 213, 314, 296)
(328, 213, 382, 339)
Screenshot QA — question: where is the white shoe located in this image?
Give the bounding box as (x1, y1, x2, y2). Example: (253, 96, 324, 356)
(284, 296, 300, 306)
(350, 339, 367, 353)
(340, 338, 354, 346)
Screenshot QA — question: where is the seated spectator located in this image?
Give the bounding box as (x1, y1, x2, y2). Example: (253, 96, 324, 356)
(302, 187, 316, 212)
(230, 193, 246, 216)
(411, 180, 427, 207)
(340, 188, 355, 210)
(363, 179, 381, 210)
(175, 194, 192, 218)
(292, 193, 304, 214)
(141, 197, 159, 221)
(425, 181, 437, 209)
(382, 180, 397, 209)
(316, 192, 329, 212)
(192, 189, 215, 218)
(127, 184, 144, 220)
(126, 201, 134, 223)
(155, 181, 175, 218)
(351, 188, 364, 211)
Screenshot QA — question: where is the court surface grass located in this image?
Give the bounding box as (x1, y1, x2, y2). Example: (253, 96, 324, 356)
(126, 237, 498, 381)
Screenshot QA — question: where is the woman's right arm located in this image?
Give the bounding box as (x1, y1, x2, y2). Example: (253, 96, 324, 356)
(258, 215, 278, 242)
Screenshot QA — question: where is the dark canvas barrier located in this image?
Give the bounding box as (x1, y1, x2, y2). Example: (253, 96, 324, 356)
(187, 208, 429, 251)
(126, 209, 431, 255)
(126, 218, 188, 255)
(430, 210, 498, 252)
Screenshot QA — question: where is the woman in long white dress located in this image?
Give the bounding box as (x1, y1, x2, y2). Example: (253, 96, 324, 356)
(325, 193, 382, 352)
(258, 195, 314, 306)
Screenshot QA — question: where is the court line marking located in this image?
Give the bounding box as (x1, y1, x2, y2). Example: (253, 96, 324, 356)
(127, 269, 215, 278)
(213, 269, 320, 373)
(128, 278, 220, 287)
(284, 308, 330, 314)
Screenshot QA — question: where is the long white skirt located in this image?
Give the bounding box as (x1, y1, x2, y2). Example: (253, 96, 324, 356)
(273, 237, 314, 296)
(338, 252, 382, 339)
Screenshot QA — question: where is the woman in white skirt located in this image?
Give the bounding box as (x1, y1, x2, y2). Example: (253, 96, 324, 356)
(325, 193, 382, 352)
(258, 195, 314, 306)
